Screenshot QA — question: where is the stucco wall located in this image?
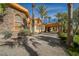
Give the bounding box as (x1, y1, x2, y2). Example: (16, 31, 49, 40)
(0, 6, 26, 33)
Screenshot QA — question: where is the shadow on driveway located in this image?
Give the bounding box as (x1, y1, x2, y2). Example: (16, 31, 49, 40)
(22, 42, 38, 56)
(0, 37, 39, 56)
(37, 36, 62, 47)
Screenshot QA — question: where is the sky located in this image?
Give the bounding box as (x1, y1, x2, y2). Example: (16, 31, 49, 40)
(19, 3, 79, 23)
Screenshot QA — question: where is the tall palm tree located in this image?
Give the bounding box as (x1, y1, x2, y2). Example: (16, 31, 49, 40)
(56, 13, 63, 33)
(48, 16, 51, 23)
(32, 3, 35, 33)
(44, 15, 51, 23)
(37, 5, 48, 32)
(37, 5, 47, 20)
(66, 3, 73, 47)
(56, 13, 62, 22)
(43, 15, 48, 24)
(61, 13, 68, 32)
(56, 12, 68, 32)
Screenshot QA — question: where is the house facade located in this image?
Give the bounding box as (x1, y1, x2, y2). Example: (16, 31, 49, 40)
(27, 18, 45, 33)
(0, 3, 45, 34)
(45, 22, 62, 33)
(0, 3, 30, 33)
(34, 18, 45, 33)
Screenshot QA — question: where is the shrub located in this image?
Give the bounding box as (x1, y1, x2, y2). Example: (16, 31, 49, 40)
(75, 30, 79, 35)
(59, 32, 67, 41)
(18, 30, 27, 37)
(67, 44, 79, 56)
(18, 29, 30, 37)
(2, 31, 12, 39)
(59, 33, 79, 56)
(74, 35, 79, 45)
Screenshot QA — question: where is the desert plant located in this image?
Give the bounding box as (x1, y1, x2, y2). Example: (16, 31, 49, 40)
(2, 31, 12, 39)
(18, 28, 30, 37)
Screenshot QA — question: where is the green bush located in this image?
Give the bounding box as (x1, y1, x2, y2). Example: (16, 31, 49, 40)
(59, 32, 67, 42)
(74, 35, 79, 45)
(59, 32, 79, 56)
(18, 30, 28, 37)
(67, 45, 79, 56)
(2, 31, 12, 39)
(67, 35, 79, 56)
(75, 30, 79, 35)
(23, 29, 32, 36)
(18, 28, 31, 37)
(59, 32, 67, 37)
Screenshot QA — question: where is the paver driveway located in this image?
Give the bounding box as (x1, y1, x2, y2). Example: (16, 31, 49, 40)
(0, 33, 68, 56)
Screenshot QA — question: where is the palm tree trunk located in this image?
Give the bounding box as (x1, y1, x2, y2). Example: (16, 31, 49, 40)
(66, 3, 73, 47)
(49, 18, 50, 23)
(32, 3, 35, 33)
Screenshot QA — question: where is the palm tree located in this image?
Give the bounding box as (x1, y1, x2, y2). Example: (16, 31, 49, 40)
(36, 5, 48, 32)
(61, 13, 68, 32)
(43, 15, 48, 24)
(56, 13, 62, 22)
(37, 5, 47, 20)
(55, 13, 63, 34)
(44, 15, 51, 23)
(48, 16, 51, 23)
(56, 12, 68, 33)
(32, 3, 35, 33)
(66, 3, 73, 47)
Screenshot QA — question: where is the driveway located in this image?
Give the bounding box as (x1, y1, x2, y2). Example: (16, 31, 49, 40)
(0, 33, 68, 56)
(27, 33, 68, 56)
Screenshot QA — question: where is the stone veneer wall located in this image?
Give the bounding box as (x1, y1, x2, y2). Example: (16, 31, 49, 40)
(0, 6, 27, 33)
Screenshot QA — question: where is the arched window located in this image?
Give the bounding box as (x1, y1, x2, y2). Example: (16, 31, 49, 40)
(15, 14, 23, 31)
(16, 15, 23, 23)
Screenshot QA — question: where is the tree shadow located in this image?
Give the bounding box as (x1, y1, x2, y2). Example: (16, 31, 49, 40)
(14, 34, 38, 56)
(36, 36, 63, 47)
(22, 43, 38, 56)
(35, 35, 69, 55)
(11, 35, 39, 56)
(0, 36, 39, 56)
(0, 41, 16, 48)
(29, 38, 41, 48)
(22, 38, 38, 56)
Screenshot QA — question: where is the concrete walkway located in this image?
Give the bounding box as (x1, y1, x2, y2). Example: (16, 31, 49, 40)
(27, 33, 68, 56)
(0, 33, 68, 56)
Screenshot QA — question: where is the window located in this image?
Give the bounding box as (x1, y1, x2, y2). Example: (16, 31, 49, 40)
(15, 15, 23, 31)
(16, 15, 23, 23)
